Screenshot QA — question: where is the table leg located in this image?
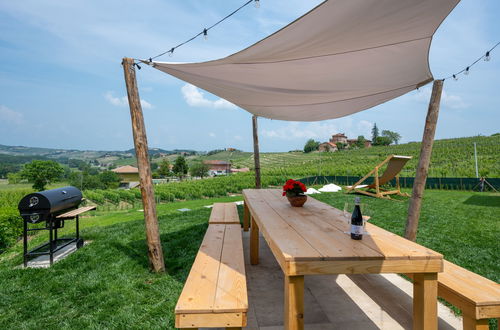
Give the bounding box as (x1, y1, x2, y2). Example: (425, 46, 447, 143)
(250, 216, 259, 265)
(413, 273, 438, 330)
(243, 203, 250, 232)
(284, 275, 304, 330)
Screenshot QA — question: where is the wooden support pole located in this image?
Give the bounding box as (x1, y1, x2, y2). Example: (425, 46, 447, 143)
(252, 115, 261, 189)
(405, 80, 444, 241)
(122, 57, 165, 273)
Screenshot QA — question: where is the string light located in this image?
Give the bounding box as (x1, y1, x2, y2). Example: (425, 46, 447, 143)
(443, 41, 499, 81)
(142, 0, 255, 62)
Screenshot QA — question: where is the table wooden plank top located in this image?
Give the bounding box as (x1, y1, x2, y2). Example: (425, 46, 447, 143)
(243, 189, 443, 275)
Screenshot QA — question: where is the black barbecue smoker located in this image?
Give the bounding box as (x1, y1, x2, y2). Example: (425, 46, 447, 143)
(18, 186, 95, 267)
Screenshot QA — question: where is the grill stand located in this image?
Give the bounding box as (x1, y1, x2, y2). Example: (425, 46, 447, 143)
(23, 216, 82, 267)
(22, 206, 95, 268)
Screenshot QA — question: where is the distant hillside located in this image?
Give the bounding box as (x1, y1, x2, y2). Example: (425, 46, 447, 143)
(196, 135, 500, 178)
(0, 144, 200, 160)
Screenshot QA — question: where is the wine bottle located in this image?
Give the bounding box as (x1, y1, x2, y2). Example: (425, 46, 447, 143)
(350, 197, 363, 240)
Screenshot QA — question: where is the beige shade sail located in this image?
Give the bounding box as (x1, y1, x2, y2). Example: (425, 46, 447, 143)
(147, 0, 459, 121)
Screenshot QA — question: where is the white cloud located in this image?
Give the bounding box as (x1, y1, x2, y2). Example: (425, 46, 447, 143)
(181, 84, 236, 110)
(104, 92, 152, 109)
(413, 87, 468, 109)
(208, 132, 216, 138)
(0, 105, 24, 125)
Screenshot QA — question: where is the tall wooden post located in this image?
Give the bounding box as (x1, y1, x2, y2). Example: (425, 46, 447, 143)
(252, 115, 262, 189)
(122, 57, 165, 272)
(405, 79, 443, 241)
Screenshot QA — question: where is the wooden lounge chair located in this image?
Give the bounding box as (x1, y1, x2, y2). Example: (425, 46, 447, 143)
(346, 155, 412, 199)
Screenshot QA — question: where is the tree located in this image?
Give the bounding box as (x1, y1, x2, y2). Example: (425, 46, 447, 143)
(382, 130, 402, 145)
(354, 135, 366, 149)
(303, 139, 320, 153)
(173, 156, 188, 180)
(374, 136, 392, 146)
(189, 162, 210, 178)
(157, 159, 171, 177)
(336, 142, 347, 150)
(98, 171, 120, 189)
(371, 123, 379, 142)
(20, 160, 64, 191)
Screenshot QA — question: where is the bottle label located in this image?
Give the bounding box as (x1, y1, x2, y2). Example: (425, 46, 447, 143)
(351, 225, 363, 235)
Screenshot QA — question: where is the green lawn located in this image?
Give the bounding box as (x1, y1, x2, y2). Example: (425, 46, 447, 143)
(0, 191, 498, 329)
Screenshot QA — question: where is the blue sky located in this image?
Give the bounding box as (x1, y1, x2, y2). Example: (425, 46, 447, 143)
(0, 0, 499, 152)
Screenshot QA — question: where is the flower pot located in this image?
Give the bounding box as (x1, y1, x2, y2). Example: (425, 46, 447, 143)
(287, 195, 307, 207)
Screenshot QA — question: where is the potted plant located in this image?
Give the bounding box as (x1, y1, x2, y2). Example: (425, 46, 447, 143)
(282, 179, 307, 207)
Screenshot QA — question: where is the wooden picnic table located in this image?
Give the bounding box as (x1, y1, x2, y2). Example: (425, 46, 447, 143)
(242, 189, 443, 330)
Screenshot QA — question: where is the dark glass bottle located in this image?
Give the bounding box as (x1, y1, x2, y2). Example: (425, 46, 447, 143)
(350, 197, 363, 240)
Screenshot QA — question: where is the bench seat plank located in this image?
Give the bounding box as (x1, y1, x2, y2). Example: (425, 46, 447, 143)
(214, 224, 248, 312)
(175, 222, 247, 329)
(175, 224, 225, 313)
(438, 260, 500, 319)
(209, 203, 240, 225)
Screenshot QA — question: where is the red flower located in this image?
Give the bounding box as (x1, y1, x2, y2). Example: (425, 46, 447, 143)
(282, 179, 307, 197)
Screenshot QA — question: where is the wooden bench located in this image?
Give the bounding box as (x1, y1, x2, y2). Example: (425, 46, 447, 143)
(175, 221, 247, 329)
(209, 203, 240, 225)
(409, 260, 500, 329)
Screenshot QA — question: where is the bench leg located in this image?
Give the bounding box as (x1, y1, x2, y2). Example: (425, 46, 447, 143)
(463, 316, 489, 330)
(243, 203, 250, 232)
(250, 216, 259, 265)
(413, 273, 438, 330)
(284, 275, 304, 330)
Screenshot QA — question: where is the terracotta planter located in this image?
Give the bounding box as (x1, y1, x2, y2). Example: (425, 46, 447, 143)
(287, 195, 307, 207)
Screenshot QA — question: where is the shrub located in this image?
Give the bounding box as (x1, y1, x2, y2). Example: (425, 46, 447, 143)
(0, 207, 22, 251)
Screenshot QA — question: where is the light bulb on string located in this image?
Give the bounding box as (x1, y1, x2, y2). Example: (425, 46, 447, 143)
(203, 28, 208, 41)
(453, 74, 458, 81)
(254, 0, 260, 8)
(464, 67, 470, 75)
(485, 51, 491, 61)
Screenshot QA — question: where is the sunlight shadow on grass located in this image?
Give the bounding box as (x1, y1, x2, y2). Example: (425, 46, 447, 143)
(463, 195, 500, 208)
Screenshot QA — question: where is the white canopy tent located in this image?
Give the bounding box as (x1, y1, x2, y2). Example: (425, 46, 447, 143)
(122, 0, 460, 272)
(148, 0, 459, 121)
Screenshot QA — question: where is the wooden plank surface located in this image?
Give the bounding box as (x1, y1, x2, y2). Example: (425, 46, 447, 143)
(214, 224, 248, 312)
(175, 224, 225, 313)
(244, 190, 321, 262)
(209, 203, 240, 225)
(56, 206, 96, 219)
(176, 312, 246, 328)
(243, 189, 442, 265)
(438, 260, 500, 310)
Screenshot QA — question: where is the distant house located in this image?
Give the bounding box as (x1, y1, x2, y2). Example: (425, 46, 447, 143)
(330, 133, 348, 144)
(112, 165, 139, 182)
(319, 133, 372, 152)
(318, 142, 338, 152)
(203, 160, 232, 176)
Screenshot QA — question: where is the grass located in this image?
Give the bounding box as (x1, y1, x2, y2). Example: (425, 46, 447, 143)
(0, 190, 498, 329)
